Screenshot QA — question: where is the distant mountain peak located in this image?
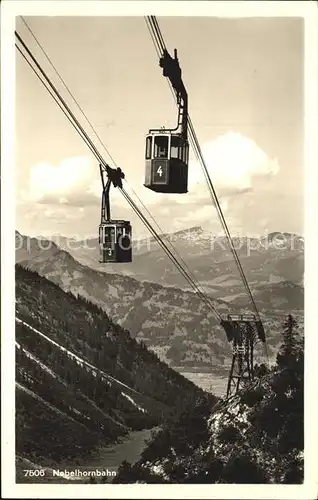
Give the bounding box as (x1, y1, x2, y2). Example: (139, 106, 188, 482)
(172, 226, 204, 237)
(265, 231, 302, 240)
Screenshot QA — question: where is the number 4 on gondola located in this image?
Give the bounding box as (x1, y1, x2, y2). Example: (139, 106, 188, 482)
(152, 162, 169, 184)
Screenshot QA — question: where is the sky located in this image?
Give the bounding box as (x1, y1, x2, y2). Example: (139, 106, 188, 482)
(15, 15, 304, 239)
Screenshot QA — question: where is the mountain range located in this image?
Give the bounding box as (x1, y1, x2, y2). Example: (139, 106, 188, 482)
(48, 227, 304, 289)
(15, 228, 304, 372)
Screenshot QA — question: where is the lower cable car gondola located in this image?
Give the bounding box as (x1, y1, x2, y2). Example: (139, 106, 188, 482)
(99, 220, 132, 263)
(99, 164, 132, 263)
(144, 48, 189, 194)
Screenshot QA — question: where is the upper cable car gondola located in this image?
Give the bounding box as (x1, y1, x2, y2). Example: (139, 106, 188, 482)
(144, 48, 189, 194)
(99, 164, 132, 263)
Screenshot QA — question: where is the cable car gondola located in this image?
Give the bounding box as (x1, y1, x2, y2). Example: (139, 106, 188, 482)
(144, 48, 189, 194)
(99, 164, 132, 263)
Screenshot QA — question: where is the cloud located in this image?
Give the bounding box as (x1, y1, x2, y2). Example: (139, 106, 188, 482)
(17, 133, 284, 238)
(24, 132, 277, 211)
(26, 156, 102, 206)
(199, 131, 279, 189)
(174, 131, 280, 205)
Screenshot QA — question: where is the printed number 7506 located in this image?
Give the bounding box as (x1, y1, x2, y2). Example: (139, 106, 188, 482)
(23, 469, 45, 477)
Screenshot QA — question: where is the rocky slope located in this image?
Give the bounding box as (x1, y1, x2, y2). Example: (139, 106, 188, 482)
(114, 323, 304, 484)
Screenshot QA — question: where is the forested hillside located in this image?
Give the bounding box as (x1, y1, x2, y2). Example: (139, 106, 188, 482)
(114, 315, 304, 484)
(15, 264, 214, 480)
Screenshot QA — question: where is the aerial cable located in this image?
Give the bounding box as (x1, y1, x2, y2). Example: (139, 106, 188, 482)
(19, 16, 118, 168)
(18, 24, 268, 378)
(16, 26, 251, 329)
(16, 45, 95, 158)
(149, 15, 166, 53)
(145, 16, 271, 365)
(145, 17, 162, 58)
(188, 119, 261, 320)
(145, 16, 261, 322)
(122, 179, 218, 309)
(121, 187, 222, 319)
(145, 16, 165, 55)
(18, 22, 218, 317)
(24, 18, 268, 364)
(120, 187, 223, 321)
(15, 31, 107, 169)
(19, 18, 180, 253)
(16, 32, 222, 321)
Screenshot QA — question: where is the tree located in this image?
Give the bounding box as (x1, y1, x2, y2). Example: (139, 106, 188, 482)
(277, 315, 301, 370)
(114, 460, 134, 483)
(254, 363, 270, 378)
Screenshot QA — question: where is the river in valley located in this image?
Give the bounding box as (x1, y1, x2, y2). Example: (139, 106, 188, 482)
(37, 427, 156, 483)
(22, 372, 227, 484)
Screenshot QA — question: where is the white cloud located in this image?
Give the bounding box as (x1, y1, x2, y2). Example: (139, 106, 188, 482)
(199, 131, 279, 188)
(18, 134, 284, 238)
(174, 131, 280, 205)
(24, 133, 277, 211)
(26, 156, 101, 206)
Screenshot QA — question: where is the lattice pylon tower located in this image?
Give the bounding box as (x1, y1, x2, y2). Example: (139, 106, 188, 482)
(221, 314, 260, 399)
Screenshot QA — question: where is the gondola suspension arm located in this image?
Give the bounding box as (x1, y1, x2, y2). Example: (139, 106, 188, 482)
(99, 164, 125, 222)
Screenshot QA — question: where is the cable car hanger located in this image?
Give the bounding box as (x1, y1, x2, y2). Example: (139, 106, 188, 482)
(99, 163, 125, 222)
(149, 49, 188, 140)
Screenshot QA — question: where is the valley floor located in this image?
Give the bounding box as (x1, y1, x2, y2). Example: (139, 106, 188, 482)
(180, 371, 228, 397)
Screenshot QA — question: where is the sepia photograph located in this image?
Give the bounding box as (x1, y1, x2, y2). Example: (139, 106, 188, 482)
(2, 1, 318, 498)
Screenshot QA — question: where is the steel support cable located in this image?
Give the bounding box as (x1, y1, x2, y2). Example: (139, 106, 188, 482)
(121, 189, 221, 320)
(122, 180, 219, 311)
(18, 24, 267, 375)
(146, 16, 164, 54)
(144, 18, 224, 311)
(146, 16, 270, 364)
(120, 187, 223, 322)
(188, 119, 261, 321)
(18, 21, 213, 312)
(22, 18, 220, 319)
(15, 31, 107, 169)
(16, 45, 96, 160)
(123, 183, 222, 319)
(20, 16, 118, 168)
(145, 17, 261, 321)
(145, 17, 162, 58)
(120, 187, 222, 320)
(146, 16, 259, 313)
(187, 100, 269, 362)
(16, 32, 222, 322)
(149, 15, 166, 53)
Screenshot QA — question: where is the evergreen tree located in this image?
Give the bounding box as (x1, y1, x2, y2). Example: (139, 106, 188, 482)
(277, 314, 301, 370)
(114, 460, 133, 483)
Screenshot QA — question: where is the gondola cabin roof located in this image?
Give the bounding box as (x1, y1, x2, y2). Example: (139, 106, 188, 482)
(100, 220, 131, 225)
